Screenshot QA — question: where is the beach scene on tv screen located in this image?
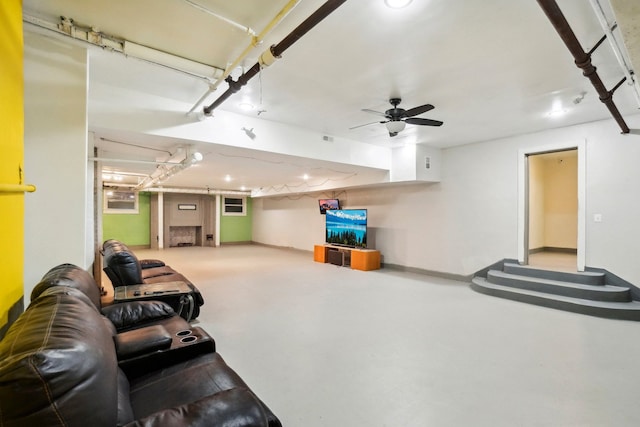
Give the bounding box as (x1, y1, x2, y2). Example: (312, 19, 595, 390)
(326, 209, 367, 248)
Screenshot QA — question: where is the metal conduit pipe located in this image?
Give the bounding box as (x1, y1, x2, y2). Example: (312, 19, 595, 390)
(23, 15, 225, 83)
(145, 187, 251, 196)
(588, 0, 640, 107)
(203, 0, 348, 116)
(90, 157, 181, 166)
(188, 0, 301, 115)
(537, 0, 630, 134)
(181, 0, 256, 36)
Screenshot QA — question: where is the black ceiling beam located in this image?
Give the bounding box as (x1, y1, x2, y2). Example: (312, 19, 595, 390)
(537, 0, 630, 134)
(203, 0, 348, 116)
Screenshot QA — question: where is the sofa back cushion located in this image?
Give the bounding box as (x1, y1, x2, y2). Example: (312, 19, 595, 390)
(0, 287, 119, 427)
(31, 263, 102, 309)
(103, 239, 143, 286)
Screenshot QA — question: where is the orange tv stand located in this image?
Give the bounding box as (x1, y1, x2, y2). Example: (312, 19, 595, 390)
(314, 244, 380, 271)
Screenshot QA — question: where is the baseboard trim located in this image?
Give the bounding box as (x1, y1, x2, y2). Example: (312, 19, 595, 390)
(252, 242, 471, 282)
(529, 247, 577, 255)
(0, 296, 24, 341)
(383, 263, 472, 283)
(220, 241, 253, 246)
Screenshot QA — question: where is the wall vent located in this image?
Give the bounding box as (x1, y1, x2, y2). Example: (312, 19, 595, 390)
(425, 156, 431, 169)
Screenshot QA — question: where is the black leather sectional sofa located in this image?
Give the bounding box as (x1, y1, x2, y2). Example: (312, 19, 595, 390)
(102, 239, 204, 320)
(0, 264, 281, 427)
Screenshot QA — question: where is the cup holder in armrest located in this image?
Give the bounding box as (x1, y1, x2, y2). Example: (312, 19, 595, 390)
(119, 326, 215, 377)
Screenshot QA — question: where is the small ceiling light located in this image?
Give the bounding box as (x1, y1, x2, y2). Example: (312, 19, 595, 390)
(303, 174, 309, 180)
(239, 102, 254, 111)
(191, 151, 203, 163)
(385, 0, 412, 8)
(224, 175, 231, 182)
(240, 185, 246, 191)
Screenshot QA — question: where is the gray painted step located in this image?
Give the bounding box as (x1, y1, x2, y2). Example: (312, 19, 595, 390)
(487, 270, 631, 302)
(503, 262, 605, 286)
(471, 277, 640, 321)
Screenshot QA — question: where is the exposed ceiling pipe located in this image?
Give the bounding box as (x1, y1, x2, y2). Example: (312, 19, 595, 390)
(588, 0, 640, 107)
(145, 187, 251, 196)
(202, 0, 348, 116)
(23, 14, 224, 83)
(537, 0, 630, 134)
(188, 0, 302, 115)
(181, 0, 256, 37)
(90, 157, 182, 166)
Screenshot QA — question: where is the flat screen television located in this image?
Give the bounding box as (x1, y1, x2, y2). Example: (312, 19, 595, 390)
(325, 209, 367, 248)
(318, 198, 340, 214)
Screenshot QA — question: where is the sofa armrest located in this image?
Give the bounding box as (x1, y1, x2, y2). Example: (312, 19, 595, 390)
(102, 300, 175, 331)
(115, 325, 172, 359)
(124, 389, 270, 427)
(140, 259, 166, 269)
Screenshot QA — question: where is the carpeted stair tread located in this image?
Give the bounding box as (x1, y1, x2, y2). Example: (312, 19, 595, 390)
(471, 277, 640, 320)
(487, 270, 630, 302)
(503, 262, 605, 285)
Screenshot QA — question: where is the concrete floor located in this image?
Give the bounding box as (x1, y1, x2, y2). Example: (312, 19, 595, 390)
(131, 245, 640, 427)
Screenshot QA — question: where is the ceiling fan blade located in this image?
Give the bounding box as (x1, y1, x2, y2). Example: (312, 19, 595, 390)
(404, 104, 435, 117)
(349, 120, 385, 130)
(362, 108, 388, 118)
(405, 117, 443, 127)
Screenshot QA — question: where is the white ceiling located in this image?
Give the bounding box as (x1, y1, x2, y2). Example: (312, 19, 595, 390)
(22, 0, 640, 194)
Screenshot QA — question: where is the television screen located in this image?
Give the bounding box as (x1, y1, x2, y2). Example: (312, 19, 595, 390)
(318, 198, 340, 214)
(325, 209, 367, 248)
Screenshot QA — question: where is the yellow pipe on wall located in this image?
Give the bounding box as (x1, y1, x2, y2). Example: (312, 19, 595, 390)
(0, 183, 36, 193)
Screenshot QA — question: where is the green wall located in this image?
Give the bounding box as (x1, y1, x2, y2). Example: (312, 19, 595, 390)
(102, 194, 252, 246)
(220, 197, 253, 243)
(103, 192, 150, 246)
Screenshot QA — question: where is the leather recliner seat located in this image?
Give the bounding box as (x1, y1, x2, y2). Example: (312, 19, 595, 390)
(0, 264, 281, 427)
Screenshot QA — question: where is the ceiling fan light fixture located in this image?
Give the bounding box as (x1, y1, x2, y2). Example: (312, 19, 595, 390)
(384, 0, 412, 9)
(385, 120, 406, 134)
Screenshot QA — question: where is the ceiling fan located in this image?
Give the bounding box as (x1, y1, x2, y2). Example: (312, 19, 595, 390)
(351, 98, 443, 137)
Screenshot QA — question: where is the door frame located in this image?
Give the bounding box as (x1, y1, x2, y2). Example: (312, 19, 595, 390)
(517, 139, 586, 271)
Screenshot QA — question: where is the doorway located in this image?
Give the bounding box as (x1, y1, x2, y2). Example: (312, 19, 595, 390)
(518, 141, 586, 271)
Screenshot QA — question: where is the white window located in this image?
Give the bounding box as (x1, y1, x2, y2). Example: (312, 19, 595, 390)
(223, 196, 246, 216)
(104, 190, 139, 214)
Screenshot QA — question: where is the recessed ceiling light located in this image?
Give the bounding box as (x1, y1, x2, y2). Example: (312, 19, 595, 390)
(224, 175, 231, 182)
(238, 102, 254, 111)
(546, 109, 568, 118)
(385, 0, 412, 8)
(303, 174, 309, 180)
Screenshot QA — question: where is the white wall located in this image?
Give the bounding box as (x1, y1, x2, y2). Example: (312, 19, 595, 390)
(23, 33, 93, 301)
(253, 113, 640, 286)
